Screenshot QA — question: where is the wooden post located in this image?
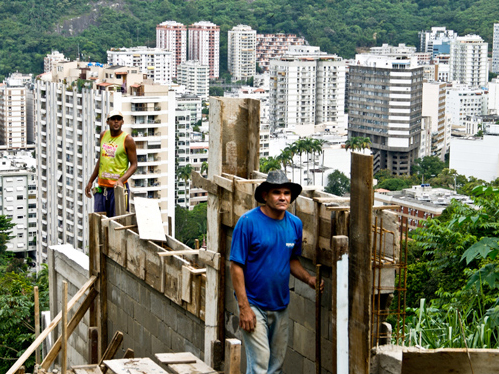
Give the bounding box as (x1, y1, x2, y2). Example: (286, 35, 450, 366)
(101, 225, 109, 351)
(62, 281, 68, 374)
(89, 327, 99, 364)
(348, 153, 373, 374)
(334, 236, 349, 374)
(114, 185, 127, 217)
(34, 286, 40, 365)
(315, 264, 322, 374)
(224, 339, 241, 374)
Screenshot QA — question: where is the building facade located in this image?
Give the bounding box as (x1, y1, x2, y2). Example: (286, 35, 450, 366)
(188, 21, 220, 79)
(35, 61, 175, 262)
(418, 27, 457, 56)
(348, 54, 423, 175)
(492, 23, 499, 74)
(449, 35, 488, 87)
(445, 84, 487, 134)
(0, 154, 37, 258)
(256, 33, 306, 72)
(269, 46, 346, 136)
(228, 25, 257, 82)
(422, 81, 448, 159)
(177, 61, 209, 100)
(0, 74, 35, 151)
(156, 21, 187, 79)
(107, 47, 173, 85)
(44, 51, 69, 73)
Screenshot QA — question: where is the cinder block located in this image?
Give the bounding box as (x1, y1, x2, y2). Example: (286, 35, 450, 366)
(157, 321, 172, 348)
(289, 292, 315, 331)
(122, 294, 135, 318)
(151, 290, 166, 321)
(164, 302, 178, 330)
(321, 309, 333, 341)
(303, 358, 315, 374)
(184, 339, 202, 359)
(177, 312, 194, 342)
(152, 334, 169, 356)
(124, 274, 140, 302)
(108, 301, 118, 323)
(140, 284, 151, 310)
(110, 287, 122, 306)
(293, 322, 315, 361)
(171, 330, 184, 353)
(288, 319, 294, 346)
(320, 277, 332, 309)
(295, 276, 316, 302)
(283, 348, 304, 374)
(143, 315, 161, 340)
(191, 319, 205, 351)
(320, 337, 333, 371)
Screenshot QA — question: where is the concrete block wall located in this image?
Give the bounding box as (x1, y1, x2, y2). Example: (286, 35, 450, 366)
(48, 245, 91, 368)
(224, 229, 334, 374)
(106, 259, 205, 360)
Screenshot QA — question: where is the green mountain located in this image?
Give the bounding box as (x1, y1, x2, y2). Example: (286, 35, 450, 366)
(0, 0, 498, 80)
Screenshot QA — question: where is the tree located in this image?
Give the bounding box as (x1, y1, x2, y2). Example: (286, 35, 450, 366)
(209, 86, 224, 97)
(325, 170, 350, 196)
(412, 156, 445, 182)
(177, 164, 193, 209)
(0, 215, 15, 256)
(200, 161, 209, 177)
(344, 136, 371, 152)
(276, 149, 293, 176)
(259, 156, 281, 173)
(175, 203, 208, 248)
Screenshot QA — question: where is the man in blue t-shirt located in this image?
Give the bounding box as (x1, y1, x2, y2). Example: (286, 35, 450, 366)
(230, 170, 324, 374)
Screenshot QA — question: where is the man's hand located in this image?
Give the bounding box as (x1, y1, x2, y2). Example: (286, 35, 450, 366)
(115, 179, 124, 188)
(307, 276, 325, 293)
(239, 304, 257, 332)
(85, 183, 93, 198)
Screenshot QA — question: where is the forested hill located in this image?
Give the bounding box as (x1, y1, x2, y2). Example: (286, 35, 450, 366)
(1, 0, 498, 80)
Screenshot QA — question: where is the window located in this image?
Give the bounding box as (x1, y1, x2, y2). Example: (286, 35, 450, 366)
(17, 195, 23, 200)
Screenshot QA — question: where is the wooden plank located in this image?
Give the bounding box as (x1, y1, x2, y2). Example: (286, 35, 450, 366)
(313, 197, 350, 203)
(198, 249, 221, 270)
(155, 352, 197, 364)
(72, 365, 102, 374)
(99, 331, 124, 365)
(224, 339, 242, 374)
(114, 225, 137, 231)
(326, 206, 351, 211)
(89, 327, 99, 364)
(401, 348, 499, 374)
(101, 213, 135, 222)
(372, 204, 400, 211)
(114, 185, 127, 216)
(158, 250, 200, 257)
(166, 359, 216, 374)
(34, 286, 40, 365)
(181, 265, 192, 303)
(192, 171, 218, 195)
(41, 288, 98, 369)
(7, 275, 98, 374)
(104, 358, 168, 374)
(134, 197, 167, 241)
(122, 348, 134, 359)
(214, 174, 234, 192)
(62, 281, 68, 374)
(348, 152, 373, 374)
(100, 225, 109, 356)
(165, 235, 194, 252)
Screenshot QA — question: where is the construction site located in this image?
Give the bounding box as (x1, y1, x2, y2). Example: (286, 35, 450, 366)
(7, 98, 499, 374)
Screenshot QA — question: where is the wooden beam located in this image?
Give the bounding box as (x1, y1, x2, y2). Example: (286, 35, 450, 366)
(372, 205, 400, 211)
(100, 212, 135, 222)
(6, 275, 97, 374)
(214, 174, 234, 192)
(191, 171, 218, 195)
(114, 225, 138, 231)
(156, 352, 197, 364)
(41, 288, 99, 369)
(34, 286, 40, 365)
(224, 339, 242, 374)
(114, 185, 127, 216)
(348, 152, 373, 374)
(99, 331, 124, 368)
(158, 250, 200, 257)
(62, 281, 68, 374)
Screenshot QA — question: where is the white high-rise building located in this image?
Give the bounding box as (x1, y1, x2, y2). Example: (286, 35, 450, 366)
(445, 84, 487, 134)
(44, 51, 69, 73)
(0, 153, 37, 258)
(348, 54, 423, 175)
(35, 61, 176, 262)
(492, 23, 499, 74)
(269, 46, 346, 136)
(177, 60, 209, 100)
(107, 47, 173, 85)
(188, 21, 220, 79)
(422, 82, 448, 159)
(228, 25, 257, 81)
(488, 78, 499, 114)
(449, 35, 488, 87)
(0, 74, 35, 150)
(370, 43, 417, 56)
(256, 33, 307, 72)
(156, 21, 187, 78)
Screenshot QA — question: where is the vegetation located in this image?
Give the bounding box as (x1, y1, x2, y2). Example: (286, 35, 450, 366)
(175, 203, 208, 248)
(1, 0, 499, 80)
(325, 170, 350, 196)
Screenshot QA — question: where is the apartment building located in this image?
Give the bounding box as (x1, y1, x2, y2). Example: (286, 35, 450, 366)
(370, 43, 416, 56)
(177, 60, 209, 100)
(445, 84, 487, 134)
(492, 23, 499, 74)
(0, 74, 35, 151)
(44, 51, 69, 73)
(488, 78, 499, 115)
(418, 27, 457, 56)
(269, 46, 346, 136)
(107, 47, 173, 85)
(188, 21, 220, 79)
(228, 25, 257, 81)
(348, 54, 423, 175)
(422, 81, 448, 159)
(0, 153, 37, 258)
(449, 35, 488, 88)
(256, 33, 306, 72)
(156, 20, 187, 78)
(35, 61, 175, 262)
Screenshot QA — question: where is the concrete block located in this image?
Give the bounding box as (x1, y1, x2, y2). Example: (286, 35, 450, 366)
(303, 358, 315, 374)
(143, 314, 161, 340)
(140, 283, 151, 310)
(283, 348, 303, 374)
(171, 329, 184, 353)
(110, 287, 122, 306)
(122, 294, 135, 318)
(184, 339, 202, 359)
(320, 337, 333, 370)
(152, 334, 169, 356)
(293, 322, 315, 361)
(164, 302, 178, 330)
(125, 274, 141, 302)
(191, 319, 205, 352)
(320, 277, 332, 309)
(151, 290, 166, 321)
(108, 300, 118, 324)
(157, 320, 172, 348)
(177, 311, 194, 342)
(289, 292, 315, 331)
(294, 276, 316, 302)
(370, 345, 403, 374)
(322, 310, 333, 341)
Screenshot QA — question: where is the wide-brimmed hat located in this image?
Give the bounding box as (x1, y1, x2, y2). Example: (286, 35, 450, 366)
(254, 170, 302, 204)
(106, 110, 123, 120)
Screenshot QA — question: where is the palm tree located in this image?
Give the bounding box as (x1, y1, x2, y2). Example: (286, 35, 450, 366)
(310, 139, 325, 185)
(259, 156, 282, 173)
(200, 161, 209, 177)
(277, 148, 293, 176)
(302, 138, 315, 185)
(360, 137, 371, 152)
(177, 164, 193, 209)
(294, 139, 307, 185)
(284, 143, 298, 182)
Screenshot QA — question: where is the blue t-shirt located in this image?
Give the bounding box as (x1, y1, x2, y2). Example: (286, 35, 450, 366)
(229, 207, 303, 311)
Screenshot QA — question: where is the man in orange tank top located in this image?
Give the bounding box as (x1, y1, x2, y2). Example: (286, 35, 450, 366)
(85, 110, 137, 217)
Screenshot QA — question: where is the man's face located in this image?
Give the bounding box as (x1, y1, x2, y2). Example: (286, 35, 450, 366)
(107, 116, 124, 132)
(262, 187, 292, 212)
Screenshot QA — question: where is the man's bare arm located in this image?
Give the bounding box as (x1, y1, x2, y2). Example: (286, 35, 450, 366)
(116, 134, 138, 187)
(85, 131, 105, 198)
(290, 257, 324, 292)
(230, 261, 256, 332)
